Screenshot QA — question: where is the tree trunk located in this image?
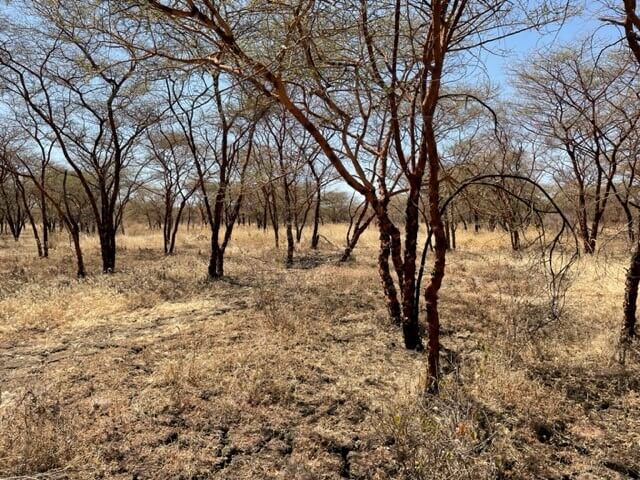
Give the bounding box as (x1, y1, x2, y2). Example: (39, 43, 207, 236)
(311, 185, 322, 249)
(19, 183, 43, 258)
(70, 226, 86, 278)
(378, 226, 402, 325)
(625, 206, 635, 244)
(510, 228, 520, 251)
(621, 232, 640, 359)
(340, 213, 374, 262)
(281, 180, 295, 266)
(40, 187, 49, 258)
(285, 215, 294, 267)
(99, 224, 117, 273)
(208, 239, 225, 278)
(208, 206, 224, 279)
(208, 233, 223, 278)
(423, 117, 447, 395)
(450, 219, 456, 250)
(25, 202, 43, 258)
(169, 199, 188, 255)
(163, 202, 173, 255)
(444, 217, 451, 251)
(400, 181, 423, 350)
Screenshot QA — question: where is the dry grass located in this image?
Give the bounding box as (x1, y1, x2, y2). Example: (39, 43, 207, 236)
(0, 224, 639, 479)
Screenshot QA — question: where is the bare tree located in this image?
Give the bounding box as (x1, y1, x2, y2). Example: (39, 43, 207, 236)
(514, 44, 639, 252)
(164, 71, 260, 278)
(0, 134, 88, 277)
(0, 163, 26, 242)
(599, 6, 640, 352)
(341, 194, 375, 262)
(144, 126, 198, 254)
(114, 0, 575, 393)
(0, 4, 156, 272)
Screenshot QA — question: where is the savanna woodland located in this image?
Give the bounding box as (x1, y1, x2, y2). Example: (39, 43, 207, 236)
(1, 0, 640, 478)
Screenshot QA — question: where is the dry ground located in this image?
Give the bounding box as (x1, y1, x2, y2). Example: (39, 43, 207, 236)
(0, 224, 639, 479)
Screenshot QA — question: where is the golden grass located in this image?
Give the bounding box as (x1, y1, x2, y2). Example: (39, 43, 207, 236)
(0, 224, 639, 479)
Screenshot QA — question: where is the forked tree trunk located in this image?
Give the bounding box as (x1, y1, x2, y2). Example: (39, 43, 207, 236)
(577, 188, 593, 254)
(341, 213, 374, 262)
(25, 202, 43, 257)
(168, 199, 189, 255)
(61, 172, 86, 278)
(18, 183, 43, 258)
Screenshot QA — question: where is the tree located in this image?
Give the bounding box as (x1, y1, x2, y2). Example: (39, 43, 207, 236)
(0, 2, 156, 272)
(164, 72, 261, 278)
(144, 126, 198, 254)
(115, 0, 575, 393)
(0, 131, 89, 277)
(623, 0, 640, 63)
(601, 3, 640, 352)
(514, 44, 640, 252)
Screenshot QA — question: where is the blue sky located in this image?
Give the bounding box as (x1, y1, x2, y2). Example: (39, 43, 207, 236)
(481, 2, 621, 95)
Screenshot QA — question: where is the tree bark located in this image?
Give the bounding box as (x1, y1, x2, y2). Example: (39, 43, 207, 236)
(400, 181, 423, 350)
(98, 224, 117, 273)
(378, 226, 402, 325)
(310, 184, 322, 249)
(18, 181, 43, 257)
(621, 232, 640, 357)
(70, 226, 86, 278)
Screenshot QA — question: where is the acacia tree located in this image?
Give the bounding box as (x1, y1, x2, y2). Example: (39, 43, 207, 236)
(0, 162, 26, 242)
(308, 157, 333, 250)
(110, 0, 574, 392)
(0, 132, 88, 276)
(515, 44, 640, 252)
(144, 126, 198, 254)
(164, 72, 260, 278)
(622, 0, 640, 62)
(600, 3, 640, 351)
(252, 155, 281, 248)
(341, 195, 375, 262)
(618, 1, 640, 350)
(0, 107, 54, 257)
(0, 3, 156, 273)
(260, 107, 322, 266)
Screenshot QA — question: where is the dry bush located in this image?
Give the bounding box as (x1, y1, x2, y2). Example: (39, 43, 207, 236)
(255, 282, 297, 333)
(378, 380, 497, 480)
(0, 390, 78, 476)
